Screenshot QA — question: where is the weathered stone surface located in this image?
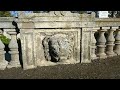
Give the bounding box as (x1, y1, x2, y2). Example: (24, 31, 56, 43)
(1, 11, 120, 70)
(43, 33, 74, 62)
(81, 28, 92, 63)
(21, 28, 80, 70)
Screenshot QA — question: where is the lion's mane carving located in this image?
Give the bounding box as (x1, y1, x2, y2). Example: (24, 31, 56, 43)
(42, 34, 74, 62)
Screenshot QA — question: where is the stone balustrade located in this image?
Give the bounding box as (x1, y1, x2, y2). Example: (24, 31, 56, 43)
(0, 30, 8, 70)
(7, 30, 21, 68)
(91, 26, 120, 60)
(114, 27, 120, 55)
(0, 28, 20, 70)
(1, 12, 120, 70)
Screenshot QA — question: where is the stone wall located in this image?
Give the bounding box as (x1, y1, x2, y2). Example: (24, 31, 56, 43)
(16, 11, 96, 70)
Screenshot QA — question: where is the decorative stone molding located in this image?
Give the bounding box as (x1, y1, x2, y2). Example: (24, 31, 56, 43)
(42, 33, 74, 63)
(21, 28, 80, 70)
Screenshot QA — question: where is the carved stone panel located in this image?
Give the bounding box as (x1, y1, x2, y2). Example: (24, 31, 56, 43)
(42, 33, 74, 62)
(35, 29, 80, 66)
(21, 29, 80, 70)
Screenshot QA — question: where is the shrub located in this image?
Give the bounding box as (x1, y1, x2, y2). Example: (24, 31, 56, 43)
(0, 35, 10, 45)
(0, 11, 11, 17)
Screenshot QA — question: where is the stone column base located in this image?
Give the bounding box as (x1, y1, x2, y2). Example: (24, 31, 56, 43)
(81, 59, 91, 63)
(91, 54, 98, 60)
(7, 61, 21, 69)
(0, 60, 8, 70)
(106, 51, 117, 57)
(97, 53, 107, 59)
(114, 51, 120, 55)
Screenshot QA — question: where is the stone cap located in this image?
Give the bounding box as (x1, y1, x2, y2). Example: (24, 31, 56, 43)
(20, 11, 94, 17)
(95, 18, 120, 27)
(17, 11, 95, 22)
(0, 17, 15, 22)
(0, 17, 16, 28)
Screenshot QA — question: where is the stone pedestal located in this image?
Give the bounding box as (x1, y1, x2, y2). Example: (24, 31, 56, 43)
(7, 31, 21, 68)
(0, 30, 8, 70)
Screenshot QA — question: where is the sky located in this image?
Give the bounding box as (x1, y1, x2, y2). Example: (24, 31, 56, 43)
(10, 11, 109, 18)
(10, 11, 33, 17)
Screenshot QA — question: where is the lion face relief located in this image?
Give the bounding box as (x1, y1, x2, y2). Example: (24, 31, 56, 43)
(42, 34, 73, 62)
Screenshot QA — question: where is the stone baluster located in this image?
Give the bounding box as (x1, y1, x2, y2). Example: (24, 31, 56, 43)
(106, 27, 116, 56)
(114, 27, 120, 55)
(96, 27, 107, 58)
(0, 30, 8, 70)
(7, 31, 21, 68)
(91, 28, 98, 60)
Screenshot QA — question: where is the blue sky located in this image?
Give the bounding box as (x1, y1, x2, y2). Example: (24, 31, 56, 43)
(10, 11, 33, 17)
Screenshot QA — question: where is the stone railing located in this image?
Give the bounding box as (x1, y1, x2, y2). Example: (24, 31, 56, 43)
(0, 12, 120, 70)
(0, 17, 21, 70)
(91, 18, 120, 61)
(91, 26, 120, 60)
(16, 11, 120, 70)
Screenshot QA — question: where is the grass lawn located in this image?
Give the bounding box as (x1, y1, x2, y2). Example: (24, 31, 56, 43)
(0, 56, 120, 79)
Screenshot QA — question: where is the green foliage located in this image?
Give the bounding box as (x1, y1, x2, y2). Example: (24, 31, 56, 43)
(33, 11, 41, 13)
(78, 11, 87, 14)
(0, 35, 10, 45)
(0, 11, 11, 17)
(71, 11, 87, 14)
(108, 11, 120, 18)
(33, 11, 49, 13)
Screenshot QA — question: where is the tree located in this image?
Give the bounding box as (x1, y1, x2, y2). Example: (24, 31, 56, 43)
(71, 11, 87, 14)
(0, 11, 11, 17)
(108, 11, 120, 18)
(33, 11, 49, 13)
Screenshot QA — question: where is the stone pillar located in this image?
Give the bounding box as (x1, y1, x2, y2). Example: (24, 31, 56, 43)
(7, 31, 21, 68)
(106, 27, 116, 56)
(91, 29, 97, 60)
(97, 27, 107, 58)
(81, 28, 92, 63)
(114, 27, 120, 55)
(0, 30, 8, 70)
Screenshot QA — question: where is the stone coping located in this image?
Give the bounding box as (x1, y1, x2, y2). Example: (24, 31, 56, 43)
(0, 17, 15, 22)
(95, 18, 120, 22)
(0, 16, 120, 28)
